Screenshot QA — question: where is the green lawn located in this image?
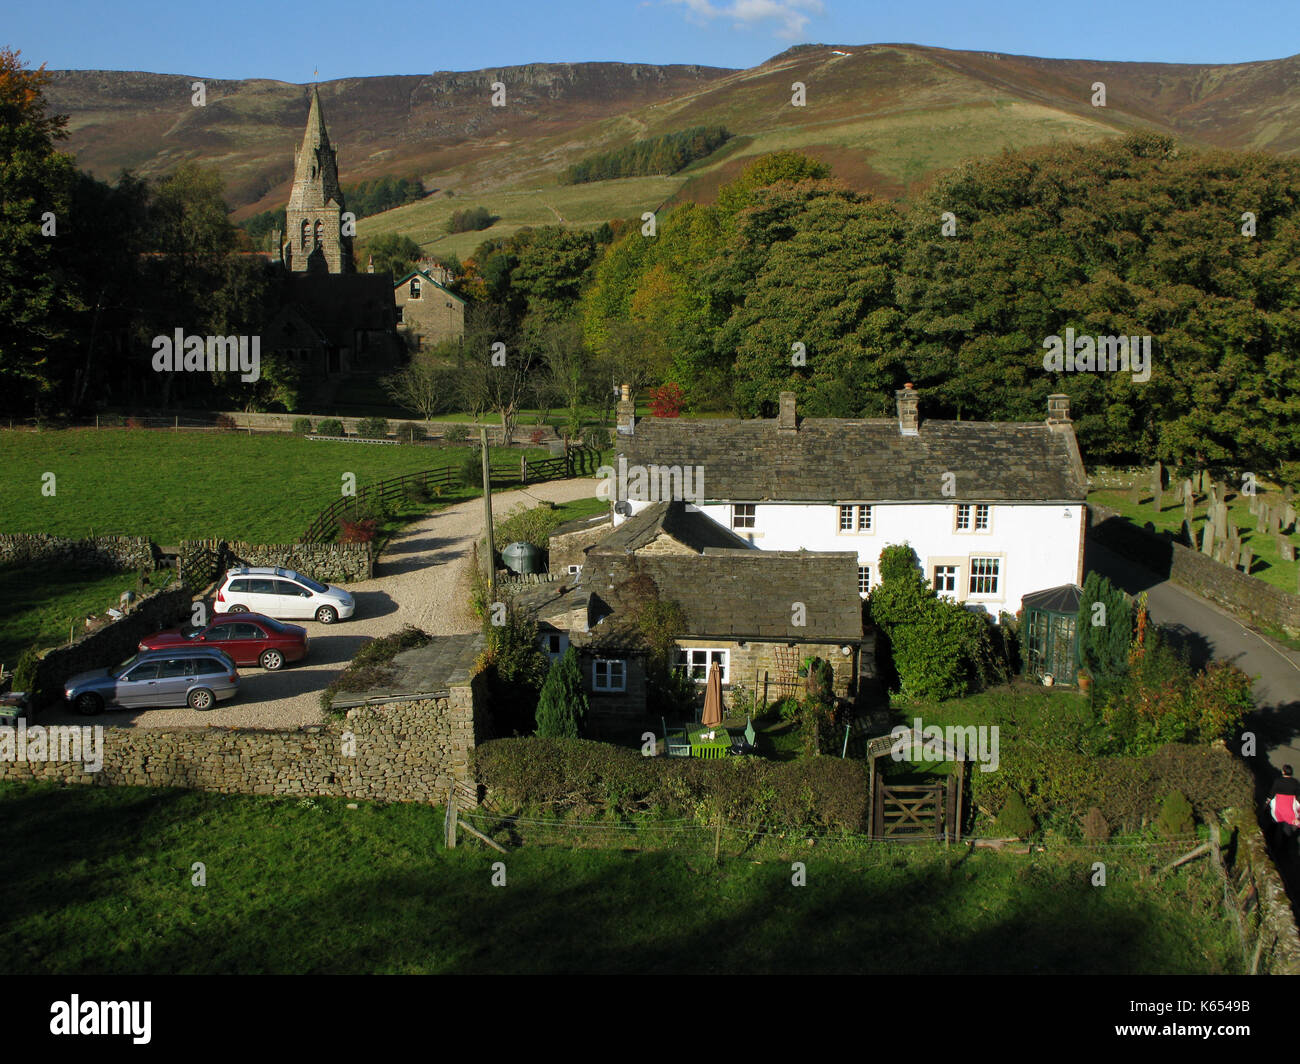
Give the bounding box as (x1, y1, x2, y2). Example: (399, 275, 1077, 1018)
(0, 781, 1241, 974)
(0, 566, 154, 667)
(0, 429, 547, 544)
(1090, 486, 1299, 592)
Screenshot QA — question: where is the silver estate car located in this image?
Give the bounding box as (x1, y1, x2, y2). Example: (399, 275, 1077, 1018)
(64, 647, 240, 714)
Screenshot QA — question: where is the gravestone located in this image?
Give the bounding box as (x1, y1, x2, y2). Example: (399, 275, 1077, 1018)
(1129, 484, 1143, 508)
(1277, 536, 1295, 563)
(1248, 494, 1260, 516)
(1202, 524, 1216, 557)
(1228, 546, 1240, 570)
(1286, 484, 1295, 503)
(1268, 509, 1282, 536)
(1151, 461, 1163, 493)
(1285, 504, 1296, 531)
(1241, 546, 1253, 573)
(1181, 519, 1193, 546)
(1257, 502, 1270, 534)
(1153, 484, 1163, 513)
(1198, 469, 1208, 494)
(1183, 478, 1194, 504)
(1184, 495, 1195, 529)
(1215, 502, 1229, 534)
(1215, 539, 1229, 565)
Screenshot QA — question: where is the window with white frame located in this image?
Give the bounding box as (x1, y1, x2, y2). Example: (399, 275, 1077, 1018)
(974, 504, 990, 531)
(858, 566, 871, 595)
(838, 504, 873, 532)
(675, 648, 729, 683)
(955, 504, 971, 531)
(933, 565, 958, 593)
(592, 658, 626, 692)
(732, 504, 756, 530)
(968, 557, 1001, 596)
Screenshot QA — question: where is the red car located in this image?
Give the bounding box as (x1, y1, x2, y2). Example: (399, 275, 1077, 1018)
(139, 613, 309, 671)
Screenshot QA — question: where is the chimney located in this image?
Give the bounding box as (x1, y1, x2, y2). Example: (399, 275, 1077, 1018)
(616, 383, 636, 436)
(777, 391, 797, 433)
(1047, 393, 1071, 428)
(896, 383, 919, 437)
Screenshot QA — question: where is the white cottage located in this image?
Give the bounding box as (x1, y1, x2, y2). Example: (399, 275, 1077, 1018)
(612, 387, 1087, 617)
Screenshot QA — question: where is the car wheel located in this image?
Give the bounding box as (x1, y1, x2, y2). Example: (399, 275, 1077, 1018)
(315, 605, 338, 624)
(74, 692, 104, 716)
(188, 688, 215, 711)
(260, 648, 285, 670)
(228, 604, 249, 614)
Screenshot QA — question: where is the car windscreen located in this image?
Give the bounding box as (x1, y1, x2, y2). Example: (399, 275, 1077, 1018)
(115, 653, 140, 676)
(296, 575, 328, 594)
(180, 626, 202, 639)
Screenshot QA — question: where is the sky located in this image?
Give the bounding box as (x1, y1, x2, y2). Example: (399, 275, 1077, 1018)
(9, 0, 1300, 80)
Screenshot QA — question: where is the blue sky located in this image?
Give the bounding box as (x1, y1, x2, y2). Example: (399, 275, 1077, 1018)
(10, 0, 1300, 80)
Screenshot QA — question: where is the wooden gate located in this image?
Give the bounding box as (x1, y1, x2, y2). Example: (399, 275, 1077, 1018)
(872, 782, 945, 839)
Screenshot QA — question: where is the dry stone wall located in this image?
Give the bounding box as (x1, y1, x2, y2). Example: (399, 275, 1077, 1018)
(0, 680, 486, 802)
(177, 539, 373, 587)
(0, 534, 155, 572)
(1088, 504, 1300, 635)
(24, 585, 194, 707)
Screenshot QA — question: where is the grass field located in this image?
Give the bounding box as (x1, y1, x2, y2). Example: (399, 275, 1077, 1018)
(1089, 487, 1299, 592)
(0, 781, 1241, 974)
(0, 566, 154, 668)
(0, 430, 548, 544)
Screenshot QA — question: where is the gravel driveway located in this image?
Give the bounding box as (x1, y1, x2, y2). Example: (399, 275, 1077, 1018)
(39, 478, 601, 731)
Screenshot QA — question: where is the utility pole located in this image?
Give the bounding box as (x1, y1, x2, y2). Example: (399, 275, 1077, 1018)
(480, 427, 496, 600)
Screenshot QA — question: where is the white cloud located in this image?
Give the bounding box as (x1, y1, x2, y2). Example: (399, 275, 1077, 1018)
(668, 0, 825, 40)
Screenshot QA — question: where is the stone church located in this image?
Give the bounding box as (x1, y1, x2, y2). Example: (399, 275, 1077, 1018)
(265, 87, 400, 379)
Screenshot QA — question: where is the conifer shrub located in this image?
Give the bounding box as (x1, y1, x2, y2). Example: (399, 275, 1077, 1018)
(534, 648, 588, 739)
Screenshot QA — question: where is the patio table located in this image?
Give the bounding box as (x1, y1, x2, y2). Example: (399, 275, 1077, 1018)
(687, 724, 730, 759)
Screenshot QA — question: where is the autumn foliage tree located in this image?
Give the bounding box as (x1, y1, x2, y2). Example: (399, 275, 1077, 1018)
(649, 382, 685, 418)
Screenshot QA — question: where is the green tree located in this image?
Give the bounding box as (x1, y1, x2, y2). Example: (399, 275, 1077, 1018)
(534, 647, 589, 738)
(365, 232, 422, 278)
(0, 48, 79, 416)
(1076, 572, 1132, 686)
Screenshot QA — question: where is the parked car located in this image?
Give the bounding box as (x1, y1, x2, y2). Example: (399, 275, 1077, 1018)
(64, 647, 239, 715)
(215, 567, 356, 624)
(139, 612, 308, 670)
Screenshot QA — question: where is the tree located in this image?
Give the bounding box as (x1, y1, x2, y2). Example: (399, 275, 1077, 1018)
(456, 302, 531, 442)
(1076, 572, 1132, 687)
(534, 648, 589, 738)
(383, 340, 458, 420)
(0, 48, 79, 415)
(869, 543, 991, 702)
(364, 232, 422, 278)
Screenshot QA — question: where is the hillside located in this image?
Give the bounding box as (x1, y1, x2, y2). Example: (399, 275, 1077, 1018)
(43, 44, 1300, 259)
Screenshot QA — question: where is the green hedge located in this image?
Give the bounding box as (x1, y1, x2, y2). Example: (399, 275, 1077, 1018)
(473, 737, 869, 832)
(973, 743, 1252, 834)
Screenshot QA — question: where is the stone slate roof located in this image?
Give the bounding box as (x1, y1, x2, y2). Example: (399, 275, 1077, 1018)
(579, 549, 863, 647)
(550, 511, 613, 539)
(328, 631, 484, 706)
(591, 500, 753, 555)
(618, 416, 1087, 504)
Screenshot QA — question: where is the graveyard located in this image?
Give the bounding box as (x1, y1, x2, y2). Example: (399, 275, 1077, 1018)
(1089, 467, 1300, 594)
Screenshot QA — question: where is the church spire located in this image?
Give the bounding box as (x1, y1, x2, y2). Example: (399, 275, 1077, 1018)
(283, 85, 352, 274)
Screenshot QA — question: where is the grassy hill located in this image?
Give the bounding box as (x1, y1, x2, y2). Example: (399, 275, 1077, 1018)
(44, 44, 1300, 260)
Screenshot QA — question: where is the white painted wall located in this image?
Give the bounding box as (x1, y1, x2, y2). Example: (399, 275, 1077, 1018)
(621, 499, 1082, 615)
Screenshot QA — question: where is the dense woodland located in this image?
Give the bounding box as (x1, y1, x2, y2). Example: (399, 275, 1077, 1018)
(560, 125, 732, 184)
(5, 48, 1300, 475)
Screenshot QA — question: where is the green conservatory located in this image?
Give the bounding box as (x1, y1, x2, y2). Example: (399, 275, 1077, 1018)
(1021, 584, 1083, 686)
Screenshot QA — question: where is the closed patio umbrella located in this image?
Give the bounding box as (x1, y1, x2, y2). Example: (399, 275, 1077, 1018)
(701, 661, 724, 728)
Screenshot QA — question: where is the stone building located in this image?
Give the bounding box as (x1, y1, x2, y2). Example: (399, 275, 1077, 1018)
(263, 87, 400, 377)
(281, 87, 353, 275)
(517, 501, 865, 719)
(393, 266, 466, 349)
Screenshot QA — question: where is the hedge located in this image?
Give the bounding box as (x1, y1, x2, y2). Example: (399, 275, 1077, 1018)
(971, 742, 1253, 834)
(473, 737, 869, 833)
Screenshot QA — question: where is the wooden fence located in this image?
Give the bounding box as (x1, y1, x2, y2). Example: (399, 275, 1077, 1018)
(300, 448, 599, 544)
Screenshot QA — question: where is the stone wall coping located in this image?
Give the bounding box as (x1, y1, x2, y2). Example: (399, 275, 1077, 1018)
(333, 689, 452, 709)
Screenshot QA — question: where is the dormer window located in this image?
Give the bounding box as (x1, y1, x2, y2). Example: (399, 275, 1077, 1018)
(409, 278, 421, 299)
